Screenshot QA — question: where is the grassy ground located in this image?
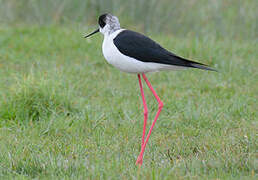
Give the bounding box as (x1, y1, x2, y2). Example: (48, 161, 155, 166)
(0, 26, 257, 179)
(1, 0, 257, 39)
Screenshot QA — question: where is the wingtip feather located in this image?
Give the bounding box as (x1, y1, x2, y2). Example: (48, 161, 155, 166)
(191, 63, 218, 72)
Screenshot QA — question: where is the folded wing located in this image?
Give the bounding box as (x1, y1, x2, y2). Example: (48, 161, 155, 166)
(113, 30, 216, 71)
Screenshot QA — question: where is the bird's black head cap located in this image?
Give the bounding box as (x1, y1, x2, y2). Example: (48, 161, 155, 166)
(84, 13, 120, 38)
(98, 13, 108, 28)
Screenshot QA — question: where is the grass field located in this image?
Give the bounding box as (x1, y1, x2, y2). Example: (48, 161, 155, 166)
(0, 26, 257, 179)
(1, 0, 257, 39)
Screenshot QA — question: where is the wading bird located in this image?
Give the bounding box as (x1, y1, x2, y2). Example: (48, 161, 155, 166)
(85, 13, 216, 166)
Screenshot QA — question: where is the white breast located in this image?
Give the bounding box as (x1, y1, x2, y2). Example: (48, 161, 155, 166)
(102, 29, 184, 73)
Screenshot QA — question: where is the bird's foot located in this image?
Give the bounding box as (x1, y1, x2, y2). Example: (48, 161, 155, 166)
(135, 156, 143, 166)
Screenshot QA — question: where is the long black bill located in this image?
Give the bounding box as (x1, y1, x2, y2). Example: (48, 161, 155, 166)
(84, 29, 99, 38)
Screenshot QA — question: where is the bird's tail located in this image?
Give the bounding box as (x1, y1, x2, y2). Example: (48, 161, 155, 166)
(190, 62, 217, 72)
(170, 54, 217, 72)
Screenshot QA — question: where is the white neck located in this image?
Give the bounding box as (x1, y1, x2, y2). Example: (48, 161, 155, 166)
(100, 24, 121, 37)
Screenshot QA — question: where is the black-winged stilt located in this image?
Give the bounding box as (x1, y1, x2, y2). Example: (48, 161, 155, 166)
(85, 13, 216, 166)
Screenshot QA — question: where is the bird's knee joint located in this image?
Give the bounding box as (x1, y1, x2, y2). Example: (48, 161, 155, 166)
(144, 111, 148, 116)
(158, 102, 164, 109)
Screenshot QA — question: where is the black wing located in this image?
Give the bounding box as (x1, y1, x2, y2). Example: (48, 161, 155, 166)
(113, 30, 215, 71)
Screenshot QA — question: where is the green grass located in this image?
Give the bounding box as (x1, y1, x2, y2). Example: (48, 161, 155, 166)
(0, 26, 257, 179)
(0, 0, 257, 40)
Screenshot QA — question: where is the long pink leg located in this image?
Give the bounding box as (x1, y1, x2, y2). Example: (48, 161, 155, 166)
(138, 74, 148, 149)
(136, 73, 164, 165)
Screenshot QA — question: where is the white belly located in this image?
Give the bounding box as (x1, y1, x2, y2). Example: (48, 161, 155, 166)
(102, 29, 184, 73)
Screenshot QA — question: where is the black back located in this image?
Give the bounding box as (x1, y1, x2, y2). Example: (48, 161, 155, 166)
(113, 30, 208, 68)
